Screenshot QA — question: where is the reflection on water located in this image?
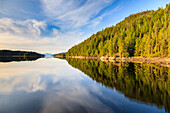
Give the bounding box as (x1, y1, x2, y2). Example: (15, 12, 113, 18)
(66, 58, 170, 112)
(0, 56, 42, 62)
(0, 58, 169, 113)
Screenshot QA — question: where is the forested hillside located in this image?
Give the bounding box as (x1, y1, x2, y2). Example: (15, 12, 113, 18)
(66, 4, 170, 57)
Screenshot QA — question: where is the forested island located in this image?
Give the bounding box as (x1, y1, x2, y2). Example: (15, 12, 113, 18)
(65, 4, 170, 58)
(0, 50, 44, 62)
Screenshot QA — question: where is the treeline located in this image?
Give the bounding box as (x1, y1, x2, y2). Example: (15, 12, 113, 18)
(67, 4, 170, 57)
(67, 58, 170, 112)
(0, 50, 44, 58)
(53, 52, 66, 58)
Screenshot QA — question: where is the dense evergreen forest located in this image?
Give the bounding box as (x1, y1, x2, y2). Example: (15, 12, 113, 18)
(67, 58, 170, 112)
(67, 4, 170, 57)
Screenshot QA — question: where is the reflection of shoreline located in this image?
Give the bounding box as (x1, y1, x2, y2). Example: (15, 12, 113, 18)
(0, 56, 43, 57)
(0, 56, 43, 62)
(66, 58, 170, 112)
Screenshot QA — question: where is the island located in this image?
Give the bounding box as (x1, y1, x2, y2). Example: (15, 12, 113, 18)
(0, 50, 45, 62)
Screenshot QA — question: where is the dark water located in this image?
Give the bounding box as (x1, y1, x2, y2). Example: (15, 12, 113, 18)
(0, 57, 169, 113)
(0, 56, 42, 62)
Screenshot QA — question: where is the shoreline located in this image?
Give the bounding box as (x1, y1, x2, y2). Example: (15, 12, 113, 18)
(0, 56, 43, 57)
(55, 55, 170, 67)
(105, 57, 170, 67)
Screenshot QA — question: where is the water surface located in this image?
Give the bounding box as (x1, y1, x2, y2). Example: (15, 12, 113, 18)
(0, 58, 169, 113)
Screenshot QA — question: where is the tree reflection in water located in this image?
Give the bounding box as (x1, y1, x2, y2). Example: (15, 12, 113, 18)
(66, 58, 170, 112)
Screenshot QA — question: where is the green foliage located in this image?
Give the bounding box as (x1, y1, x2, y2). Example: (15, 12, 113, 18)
(54, 52, 66, 57)
(67, 4, 170, 57)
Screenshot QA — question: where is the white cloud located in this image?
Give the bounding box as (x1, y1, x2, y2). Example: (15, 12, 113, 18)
(0, 18, 46, 37)
(41, 0, 115, 29)
(0, 31, 86, 53)
(88, 4, 122, 28)
(0, 0, 121, 53)
(0, 17, 88, 53)
(52, 28, 59, 35)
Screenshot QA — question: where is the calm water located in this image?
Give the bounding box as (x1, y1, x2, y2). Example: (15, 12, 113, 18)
(0, 57, 169, 113)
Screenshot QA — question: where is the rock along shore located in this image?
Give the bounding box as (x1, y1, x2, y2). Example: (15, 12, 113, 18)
(55, 55, 170, 67)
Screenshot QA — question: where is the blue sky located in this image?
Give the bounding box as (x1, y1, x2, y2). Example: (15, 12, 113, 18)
(0, 0, 170, 53)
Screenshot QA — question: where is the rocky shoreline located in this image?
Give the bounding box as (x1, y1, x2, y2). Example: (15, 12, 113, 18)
(101, 56, 170, 67)
(55, 55, 170, 67)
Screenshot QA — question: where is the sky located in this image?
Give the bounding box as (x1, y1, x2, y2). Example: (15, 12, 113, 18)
(0, 0, 170, 54)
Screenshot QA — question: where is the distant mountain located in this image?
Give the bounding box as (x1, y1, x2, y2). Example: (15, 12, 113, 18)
(66, 4, 170, 57)
(44, 53, 52, 56)
(44, 53, 53, 58)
